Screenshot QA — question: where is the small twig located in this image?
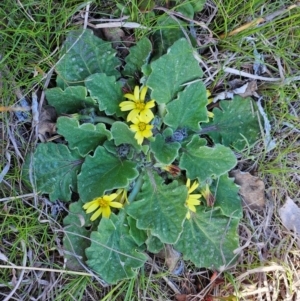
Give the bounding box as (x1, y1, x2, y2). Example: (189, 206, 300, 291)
(16, 0, 35, 23)
(223, 67, 282, 82)
(0, 151, 11, 183)
(220, 3, 300, 38)
(0, 265, 92, 277)
(85, 21, 148, 29)
(0, 193, 39, 202)
(83, 2, 90, 30)
(154, 6, 213, 37)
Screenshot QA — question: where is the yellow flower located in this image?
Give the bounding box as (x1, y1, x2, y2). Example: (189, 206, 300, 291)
(185, 179, 202, 219)
(206, 89, 214, 118)
(162, 164, 181, 177)
(200, 184, 215, 207)
(130, 114, 154, 145)
(83, 193, 123, 221)
(119, 85, 155, 122)
(115, 188, 129, 205)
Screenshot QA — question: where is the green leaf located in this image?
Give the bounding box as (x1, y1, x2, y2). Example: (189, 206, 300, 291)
(146, 235, 164, 253)
(175, 207, 240, 269)
(26, 143, 82, 201)
(190, 0, 205, 12)
(164, 82, 208, 131)
(63, 199, 91, 227)
(127, 216, 147, 247)
(56, 29, 120, 87)
(151, 15, 186, 58)
(123, 37, 152, 77)
(85, 73, 124, 116)
(57, 117, 112, 156)
(111, 121, 142, 151)
(202, 96, 261, 151)
(45, 86, 96, 115)
(213, 174, 242, 219)
(150, 134, 180, 165)
(147, 38, 203, 104)
(63, 200, 90, 271)
(176, 2, 194, 18)
(179, 139, 237, 182)
(86, 212, 147, 284)
(78, 146, 138, 203)
(126, 170, 187, 244)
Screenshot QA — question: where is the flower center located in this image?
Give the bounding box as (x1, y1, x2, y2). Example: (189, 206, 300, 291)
(98, 198, 109, 207)
(138, 122, 147, 131)
(136, 101, 145, 110)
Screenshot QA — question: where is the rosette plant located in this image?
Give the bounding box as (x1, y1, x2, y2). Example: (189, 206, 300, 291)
(24, 29, 261, 284)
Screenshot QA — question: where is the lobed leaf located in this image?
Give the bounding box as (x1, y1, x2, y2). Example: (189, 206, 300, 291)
(150, 134, 181, 165)
(27, 143, 83, 202)
(86, 212, 147, 284)
(57, 117, 112, 156)
(56, 29, 120, 88)
(202, 96, 261, 151)
(78, 146, 138, 203)
(111, 121, 142, 152)
(123, 37, 152, 77)
(45, 86, 96, 115)
(175, 207, 240, 269)
(164, 81, 208, 131)
(213, 174, 242, 219)
(180, 137, 237, 182)
(63, 200, 90, 271)
(147, 38, 203, 104)
(126, 170, 187, 244)
(85, 73, 124, 116)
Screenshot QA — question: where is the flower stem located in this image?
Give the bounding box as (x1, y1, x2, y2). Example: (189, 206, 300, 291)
(93, 116, 116, 125)
(128, 174, 144, 203)
(77, 115, 116, 125)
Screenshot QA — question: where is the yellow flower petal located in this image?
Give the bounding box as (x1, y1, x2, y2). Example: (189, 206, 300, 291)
(107, 193, 118, 201)
(134, 86, 140, 100)
(189, 181, 199, 193)
(188, 205, 197, 212)
(109, 201, 123, 208)
(208, 111, 214, 118)
(91, 208, 103, 221)
(139, 109, 154, 122)
(145, 100, 155, 109)
(187, 198, 201, 206)
(130, 124, 140, 132)
(124, 93, 137, 101)
(127, 109, 140, 122)
(134, 131, 144, 145)
(142, 128, 153, 138)
(85, 201, 100, 213)
(186, 178, 191, 189)
(140, 86, 148, 101)
(119, 101, 136, 111)
(102, 206, 111, 218)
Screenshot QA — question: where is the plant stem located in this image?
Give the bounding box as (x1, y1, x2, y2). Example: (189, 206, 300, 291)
(78, 115, 116, 125)
(128, 173, 144, 203)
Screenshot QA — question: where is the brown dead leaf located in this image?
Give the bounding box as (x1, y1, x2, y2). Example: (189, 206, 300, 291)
(175, 294, 189, 301)
(38, 106, 57, 140)
(102, 27, 125, 48)
(230, 170, 265, 210)
(279, 196, 300, 244)
(156, 244, 182, 273)
(236, 81, 259, 98)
